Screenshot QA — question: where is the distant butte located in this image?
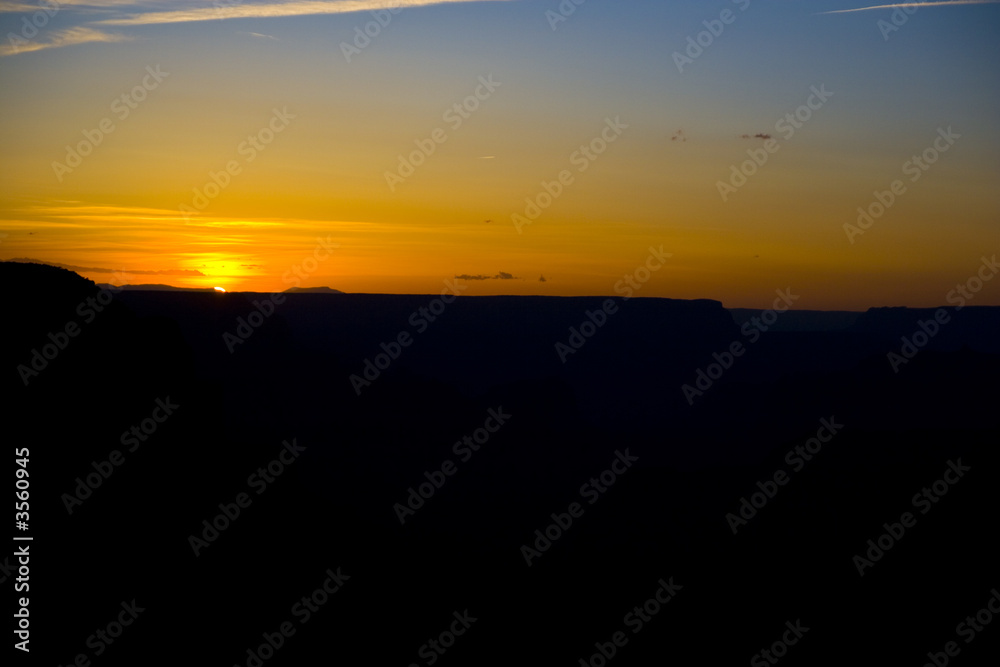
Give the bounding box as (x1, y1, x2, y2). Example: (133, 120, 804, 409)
(283, 286, 345, 294)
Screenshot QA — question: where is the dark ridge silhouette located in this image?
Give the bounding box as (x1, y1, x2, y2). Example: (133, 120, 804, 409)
(848, 305, 1000, 354)
(728, 308, 862, 332)
(6, 261, 999, 666)
(95, 283, 218, 292)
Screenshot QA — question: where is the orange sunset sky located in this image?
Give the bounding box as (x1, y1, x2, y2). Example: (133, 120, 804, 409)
(1, 0, 998, 309)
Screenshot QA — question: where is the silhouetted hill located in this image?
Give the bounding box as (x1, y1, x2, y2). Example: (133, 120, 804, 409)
(6, 261, 999, 666)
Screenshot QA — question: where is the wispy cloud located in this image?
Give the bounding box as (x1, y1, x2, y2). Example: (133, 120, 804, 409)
(184, 219, 287, 228)
(0, 0, 169, 12)
(95, 0, 511, 26)
(0, 0, 507, 56)
(0, 26, 132, 56)
(10, 202, 287, 228)
(821, 0, 1000, 14)
(0, 1, 43, 10)
(22, 203, 185, 218)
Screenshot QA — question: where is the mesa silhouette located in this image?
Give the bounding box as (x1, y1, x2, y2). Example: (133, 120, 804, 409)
(5, 261, 998, 666)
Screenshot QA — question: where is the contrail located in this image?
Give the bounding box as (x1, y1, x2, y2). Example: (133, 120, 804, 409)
(821, 0, 1000, 14)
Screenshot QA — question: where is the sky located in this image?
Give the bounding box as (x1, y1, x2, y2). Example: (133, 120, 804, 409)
(1, 0, 998, 309)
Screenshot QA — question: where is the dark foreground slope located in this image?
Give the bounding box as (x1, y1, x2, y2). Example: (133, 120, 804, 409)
(4, 262, 998, 666)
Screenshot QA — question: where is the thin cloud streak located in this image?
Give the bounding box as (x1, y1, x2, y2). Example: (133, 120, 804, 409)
(95, 0, 512, 26)
(821, 0, 1000, 14)
(0, 0, 169, 11)
(0, 26, 132, 56)
(0, 1, 136, 10)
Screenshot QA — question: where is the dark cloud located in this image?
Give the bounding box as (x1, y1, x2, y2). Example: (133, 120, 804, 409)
(740, 133, 772, 140)
(454, 271, 521, 281)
